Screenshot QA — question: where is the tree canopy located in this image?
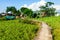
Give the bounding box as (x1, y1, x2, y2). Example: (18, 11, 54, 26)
(40, 2, 56, 16)
(20, 7, 33, 17)
(6, 7, 17, 14)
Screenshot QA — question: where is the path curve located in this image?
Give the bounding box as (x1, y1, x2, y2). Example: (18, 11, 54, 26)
(34, 22, 53, 40)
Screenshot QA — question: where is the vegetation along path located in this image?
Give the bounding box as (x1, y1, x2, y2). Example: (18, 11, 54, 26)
(35, 22, 53, 40)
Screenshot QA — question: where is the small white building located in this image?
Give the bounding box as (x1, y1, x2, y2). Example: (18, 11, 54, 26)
(1, 13, 6, 16)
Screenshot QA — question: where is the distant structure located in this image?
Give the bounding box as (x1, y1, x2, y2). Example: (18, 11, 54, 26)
(1, 12, 6, 16)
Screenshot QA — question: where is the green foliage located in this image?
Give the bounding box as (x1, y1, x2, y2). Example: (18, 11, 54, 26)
(32, 13, 37, 18)
(45, 2, 54, 7)
(38, 16, 60, 40)
(19, 19, 40, 25)
(46, 7, 56, 16)
(20, 7, 33, 17)
(0, 19, 39, 40)
(6, 7, 21, 16)
(40, 2, 56, 16)
(16, 10, 21, 16)
(6, 7, 17, 14)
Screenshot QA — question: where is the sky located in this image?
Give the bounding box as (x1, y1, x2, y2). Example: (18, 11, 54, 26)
(0, 0, 60, 13)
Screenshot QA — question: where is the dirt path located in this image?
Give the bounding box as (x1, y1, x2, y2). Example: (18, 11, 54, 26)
(34, 22, 52, 40)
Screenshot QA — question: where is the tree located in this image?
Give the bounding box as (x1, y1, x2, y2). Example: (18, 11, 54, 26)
(40, 2, 56, 16)
(6, 7, 17, 14)
(16, 10, 21, 16)
(46, 2, 54, 7)
(20, 7, 33, 17)
(46, 7, 56, 16)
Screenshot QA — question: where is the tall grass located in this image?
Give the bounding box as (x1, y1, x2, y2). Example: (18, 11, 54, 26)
(0, 19, 39, 40)
(37, 16, 60, 40)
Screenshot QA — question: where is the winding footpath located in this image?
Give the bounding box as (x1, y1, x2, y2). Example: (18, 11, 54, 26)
(34, 22, 53, 40)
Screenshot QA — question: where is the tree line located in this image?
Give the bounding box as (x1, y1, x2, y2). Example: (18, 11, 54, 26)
(5, 2, 57, 18)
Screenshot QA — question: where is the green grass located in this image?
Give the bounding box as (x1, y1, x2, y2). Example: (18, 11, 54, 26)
(0, 19, 39, 40)
(35, 16, 60, 40)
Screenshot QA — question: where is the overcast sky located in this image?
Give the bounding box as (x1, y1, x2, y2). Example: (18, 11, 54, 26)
(0, 0, 60, 13)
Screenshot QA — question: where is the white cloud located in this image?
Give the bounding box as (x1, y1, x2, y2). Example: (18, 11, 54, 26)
(21, 4, 28, 7)
(53, 5, 60, 11)
(21, 0, 60, 11)
(21, 0, 46, 11)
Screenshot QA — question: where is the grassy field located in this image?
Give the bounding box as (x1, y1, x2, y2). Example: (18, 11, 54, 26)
(0, 19, 39, 40)
(35, 16, 60, 40)
(1, 16, 60, 40)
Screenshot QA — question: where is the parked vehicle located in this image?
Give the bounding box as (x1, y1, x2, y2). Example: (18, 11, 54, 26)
(5, 14, 16, 20)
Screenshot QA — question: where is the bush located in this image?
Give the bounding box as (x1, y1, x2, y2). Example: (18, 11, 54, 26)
(32, 13, 37, 18)
(19, 19, 40, 25)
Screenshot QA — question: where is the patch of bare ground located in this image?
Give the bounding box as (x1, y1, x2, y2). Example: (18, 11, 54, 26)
(34, 22, 53, 40)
